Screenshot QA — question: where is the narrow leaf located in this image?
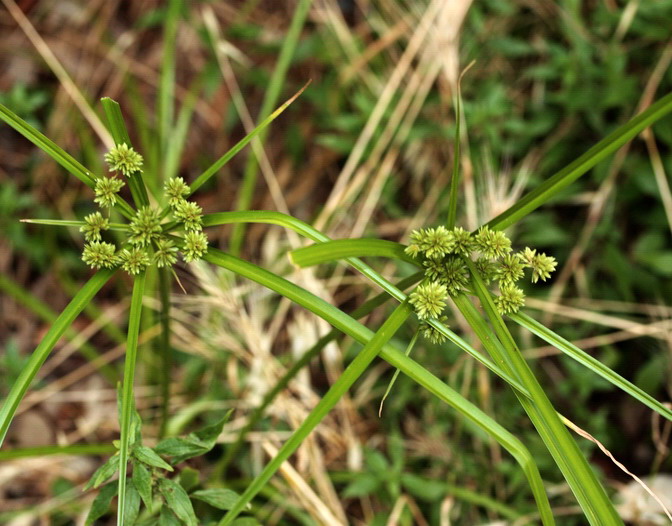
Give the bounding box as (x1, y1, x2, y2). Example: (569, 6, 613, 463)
(133, 445, 174, 472)
(124, 479, 142, 525)
(191, 488, 242, 510)
(154, 437, 207, 464)
(289, 239, 416, 267)
(84, 453, 119, 491)
(487, 91, 672, 230)
(132, 461, 153, 509)
(0, 269, 116, 446)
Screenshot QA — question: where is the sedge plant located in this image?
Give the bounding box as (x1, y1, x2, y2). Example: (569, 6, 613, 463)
(2, 68, 672, 526)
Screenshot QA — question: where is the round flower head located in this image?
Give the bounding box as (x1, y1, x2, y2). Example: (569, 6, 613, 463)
(129, 206, 162, 246)
(80, 212, 109, 242)
(423, 258, 445, 282)
(104, 143, 143, 176)
(419, 316, 449, 344)
(474, 257, 498, 284)
(94, 177, 125, 208)
(405, 229, 427, 258)
(474, 226, 512, 259)
(173, 200, 203, 231)
(164, 177, 191, 208)
(182, 230, 208, 262)
(82, 241, 117, 269)
(449, 227, 474, 256)
(495, 284, 525, 315)
(496, 253, 525, 285)
(118, 247, 150, 275)
(421, 226, 454, 260)
(153, 238, 179, 268)
(521, 247, 557, 283)
(442, 257, 469, 296)
(409, 281, 447, 319)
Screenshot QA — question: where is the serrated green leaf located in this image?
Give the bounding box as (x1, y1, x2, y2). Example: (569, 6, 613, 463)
(159, 477, 198, 526)
(132, 461, 153, 509)
(191, 488, 242, 511)
(133, 445, 174, 472)
(154, 437, 207, 464)
(84, 454, 119, 490)
(85, 482, 118, 525)
(124, 479, 142, 525)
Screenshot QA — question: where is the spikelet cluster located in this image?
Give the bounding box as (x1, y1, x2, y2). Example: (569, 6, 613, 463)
(78, 146, 209, 276)
(405, 225, 556, 340)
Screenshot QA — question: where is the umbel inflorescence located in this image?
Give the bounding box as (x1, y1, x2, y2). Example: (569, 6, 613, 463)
(80, 143, 208, 276)
(406, 225, 556, 342)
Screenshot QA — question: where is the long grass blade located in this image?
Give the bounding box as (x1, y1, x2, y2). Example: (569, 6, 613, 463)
(218, 300, 412, 524)
(511, 311, 672, 423)
(203, 213, 527, 393)
(117, 272, 146, 525)
(204, 249, 553, 525)
(101, 98, 150, 207)
(0, 269, 116, 446)
(487, 91, 672, 231)
(289, 238, 416, 266)
(464, 259, 623, 525)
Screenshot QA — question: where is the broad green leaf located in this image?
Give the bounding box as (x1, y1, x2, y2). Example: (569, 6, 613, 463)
(124, 479, 142, 525)
(159, 477, 198, 526)
(85, 482, 118, 525)
(191, 488, 242, 510)
(84, 453, 119, 491)
(133, 445, 174, 472)
(487, 91, 672, 230)
(132, 461, 153, 509)
(159, 507, 182, 526)
(342, 473, 380, 498)
(191, 412, 231, 447)
(0, 269, 116, 446)
(289, 239, 416, 267)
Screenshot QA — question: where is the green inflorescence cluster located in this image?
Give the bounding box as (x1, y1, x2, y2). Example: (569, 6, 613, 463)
(80, 143, 208, 276)
(406, 225, 556, 343)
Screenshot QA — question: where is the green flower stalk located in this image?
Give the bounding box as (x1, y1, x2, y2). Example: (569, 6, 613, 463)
(80, 212, 109, 242)
(94, 176, 125, 209)
(82, 241, 117, 269)
(104, 143, 144, 176)
(164, 177, 191, 207)
(182, 231, 208, 263)
(409, 281, 447, 319)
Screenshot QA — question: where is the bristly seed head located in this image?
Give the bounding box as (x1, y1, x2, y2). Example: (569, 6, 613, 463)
(474, 226, 512, 259)
(173, 200, 203, 231)
(182, 230, 208, 263)
(409, 281, 447, 319)
(153, 238, 178, 268)
(449, 226, 474, 256)
(129, 206, 162, 246)
(496, 253, 525, 285)
(118, 246, 150, 275)
(104, 143, 143, 176)
(94, 177, 125, 208)
(82, 241, 117, 269)
(495, 284, 525, 315)
(80, 212, 109, 242)
(521, 247, 557, 283)
(442, 257, 470, 296)
(164, 177, 191, 208)
(419, 316, 449, 344)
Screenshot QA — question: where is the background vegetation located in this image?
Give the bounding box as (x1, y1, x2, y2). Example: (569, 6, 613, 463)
(0, 0, 671, 524)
